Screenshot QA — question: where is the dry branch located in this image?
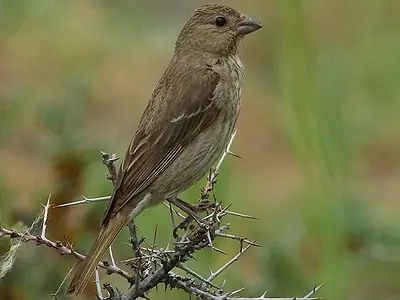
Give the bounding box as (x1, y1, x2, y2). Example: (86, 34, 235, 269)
(0, 132, 323, 300)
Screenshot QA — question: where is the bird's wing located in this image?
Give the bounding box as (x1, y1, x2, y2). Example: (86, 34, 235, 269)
(102, 69, 221, 223)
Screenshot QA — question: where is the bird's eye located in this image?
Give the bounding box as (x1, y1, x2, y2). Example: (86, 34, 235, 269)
(215, 16, 227, 27)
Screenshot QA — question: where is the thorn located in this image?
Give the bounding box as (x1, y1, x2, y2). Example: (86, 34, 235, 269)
(95, 268, 103, 300)
(214, 130, 237, 171)
(212, 192, 217, 203)
(41, 194, 51, 239)
(220, 203, 233, 215)
(261, 289, 268, 297)
(207, 244, 252, 282)
(223, 210, 258, 219)
(304, 282, 325, 298)
(207, 244, 228, 255)
(109, 246, 117, 268)
(206, 230, 213, 248)
(189, 254, 199, 262)
(228, 287, 246, 297)
(227, 150, 242, 159)
(153, 224, 158, 246)
(53, 195, 111, 208)
(221, 278, 227, 289)
(215, 232, 261, 247)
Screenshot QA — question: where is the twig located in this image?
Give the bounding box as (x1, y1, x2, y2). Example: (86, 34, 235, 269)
(202, 130, 238, 199)
(169, 278, 223, 300)
(121, 252, 182, 300)
(0, 138, 324, 300)
(154, 274, 321, 300)
(214, 232, 261, 247)
(207, 244, 252, 282)
(303, 283, 324, 298)
(0, 227, 133, 282)
(53, 195, 110, 208)
(232, 297, 318, 299)
(227, 298, 318, 300)
(103, 284, 122, 300)
(226, 287, 246, 297)
(127, 221, 143, 296)
(121, 204, 229, 300)
(220, 210, 258, 220)
(96, 268, 104, 300)
(54, 151, 117, 209)
(41, 194, 51, 238)
(216, 129, 237, 171)
(177, 263, 220, 289)
(207, 244, 228, 255)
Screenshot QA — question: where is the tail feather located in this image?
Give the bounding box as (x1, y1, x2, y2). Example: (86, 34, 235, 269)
(66, 214, 128, 295)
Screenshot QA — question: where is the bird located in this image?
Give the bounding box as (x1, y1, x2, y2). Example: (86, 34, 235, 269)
(66, 3, 261, 295)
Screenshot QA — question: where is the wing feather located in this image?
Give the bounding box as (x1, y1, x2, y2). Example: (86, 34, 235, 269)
(102, 69, 221, 223)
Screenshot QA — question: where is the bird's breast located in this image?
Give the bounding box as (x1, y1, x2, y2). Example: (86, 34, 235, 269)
(214, 55, 244, 120)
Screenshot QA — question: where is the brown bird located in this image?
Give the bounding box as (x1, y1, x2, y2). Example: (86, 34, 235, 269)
(66, 3, 261, 295)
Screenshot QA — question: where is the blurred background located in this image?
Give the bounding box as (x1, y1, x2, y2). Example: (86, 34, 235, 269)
(1, 0, 400, 299)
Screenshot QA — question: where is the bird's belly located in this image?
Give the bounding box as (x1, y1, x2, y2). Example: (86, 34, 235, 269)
(150, 114, 234, 201)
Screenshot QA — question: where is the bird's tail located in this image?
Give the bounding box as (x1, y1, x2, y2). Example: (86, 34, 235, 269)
(65, 214, 128, 295)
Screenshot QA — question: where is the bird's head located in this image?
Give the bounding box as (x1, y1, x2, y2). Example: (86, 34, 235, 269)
(175, 4, 262, 57)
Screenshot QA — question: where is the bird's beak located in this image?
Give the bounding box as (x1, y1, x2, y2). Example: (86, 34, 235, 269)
(237, 17, 262, 35)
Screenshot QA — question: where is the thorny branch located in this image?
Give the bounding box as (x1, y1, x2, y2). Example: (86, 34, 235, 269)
(0, 132, 323, 300)
(0, 226, 133, 282)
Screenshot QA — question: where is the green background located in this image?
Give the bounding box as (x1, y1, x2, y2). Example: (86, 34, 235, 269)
(1, 0, 400, 299)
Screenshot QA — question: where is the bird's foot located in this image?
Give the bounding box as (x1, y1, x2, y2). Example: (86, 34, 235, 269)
(196, 199, 216, 212)
(167, 197, 212, 238)
(167, 197, 201, 218)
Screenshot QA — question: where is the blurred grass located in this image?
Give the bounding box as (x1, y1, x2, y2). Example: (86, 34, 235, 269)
(0, 0, 400, 299)
(279, 1, 348, 298)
